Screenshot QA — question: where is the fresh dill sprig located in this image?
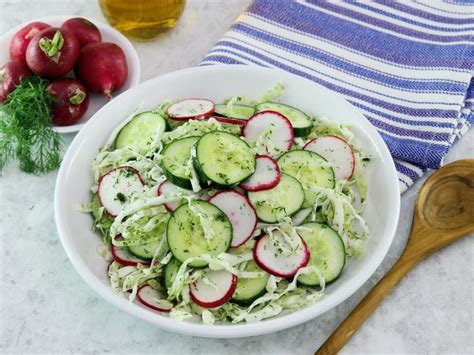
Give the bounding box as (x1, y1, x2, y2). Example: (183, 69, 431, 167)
(0, 75, 61, 174)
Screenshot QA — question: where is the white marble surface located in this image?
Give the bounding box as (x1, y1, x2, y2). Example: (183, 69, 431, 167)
(0, 0, 473, 354)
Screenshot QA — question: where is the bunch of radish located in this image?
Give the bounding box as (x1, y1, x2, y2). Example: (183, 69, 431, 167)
(0, 18, 129, 126)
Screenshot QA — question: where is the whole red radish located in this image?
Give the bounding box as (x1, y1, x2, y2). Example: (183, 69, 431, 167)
(0, 60, 31, 102)
(10, 21, 51, 61)
(75, 42, 128, 100)
(47, 78, 89, 126)
(60, 17, 102, 47)
(26, 27, 79, 78)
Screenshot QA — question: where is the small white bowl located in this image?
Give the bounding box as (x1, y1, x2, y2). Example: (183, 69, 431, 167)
(0, 15, 140, 133)
(55, 65, 400, 338)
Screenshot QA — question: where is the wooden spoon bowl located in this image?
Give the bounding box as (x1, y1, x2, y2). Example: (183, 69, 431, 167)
(316, 159, 474, 355)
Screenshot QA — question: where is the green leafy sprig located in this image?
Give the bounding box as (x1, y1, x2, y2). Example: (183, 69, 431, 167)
(0, 75, 61, 174)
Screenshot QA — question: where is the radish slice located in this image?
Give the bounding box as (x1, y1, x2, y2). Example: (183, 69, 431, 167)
(209, 190, 257, 247)
(190, 270, 238, 308)
(253, 233, 310, 278)
(213, 116, 247, 126)
(111, 244, 149, 267)
(166, 99, 215, 121)
(239, 155, 281, 192)
(304, 135, 355, 180)
(137, 285, 174, 312)
(242, 111, 294, 157)
(98, 166, 144, 217)
(157, 180, 183, 212)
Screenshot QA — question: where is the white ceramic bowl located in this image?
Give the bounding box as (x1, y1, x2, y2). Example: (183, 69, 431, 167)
(0, 15, 140, 133)
(55, 65, 400, 338)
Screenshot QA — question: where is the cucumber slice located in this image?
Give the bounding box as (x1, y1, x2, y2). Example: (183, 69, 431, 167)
(166, 200, 232, 267)
(231, 260, 269, 305)
(248, 173, 305, 223)
(161, 136, 199, 189)
(163, 257, 181, 290)
(128, 239, 162, 260)
(214, 103, 255, 120)
(256, 102, 312, 137)
(192, 131, 256, 187)
(115, 111, 167, 155)
(297, 222, 346, 286)
(277, 150, 335, 208)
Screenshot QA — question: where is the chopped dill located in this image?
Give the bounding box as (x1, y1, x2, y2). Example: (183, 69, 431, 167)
(0, 75, 61, 174)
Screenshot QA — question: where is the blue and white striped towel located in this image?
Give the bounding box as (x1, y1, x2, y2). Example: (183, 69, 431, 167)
(201, 0, 474, 193)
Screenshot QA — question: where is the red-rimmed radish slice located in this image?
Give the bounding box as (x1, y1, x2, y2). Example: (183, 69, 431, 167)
(209, 190, 257, 247)
(137, 285, 174, 312)
(166, 98, 215, 121)
(111, 245, 149, 267)
(304, 135, 355, 180)
(98, 166, 144, 217)
(242, 111, 294, 157)
(157, 180, 182, 212)
(213, 116, 247, 126)
(190, 270, 237, 308)
(240, 155, 281, 192)
(253, 233, 309, 278)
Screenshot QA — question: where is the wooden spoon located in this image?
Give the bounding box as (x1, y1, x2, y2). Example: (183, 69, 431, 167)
(316, 159, 474, 355)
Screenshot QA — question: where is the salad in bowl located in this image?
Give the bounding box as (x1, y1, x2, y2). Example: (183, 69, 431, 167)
(80, 84, 371, 325)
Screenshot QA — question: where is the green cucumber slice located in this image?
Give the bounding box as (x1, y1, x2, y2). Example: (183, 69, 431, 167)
(163, 257, 182, 290)
(277, 150, 335, 208)
(248, 173, 305, 223)
(166, 200, 232, 267)
(128, 239, 162, 260)
(297, 222, 346, 286)
(256, 102, 312, 137)
(192, 131, 256, 187)
(161, 136, 199, 189)
(115, 111, 167, 155)
(231, 260, 269, 305)
(214, 103, 255, 120)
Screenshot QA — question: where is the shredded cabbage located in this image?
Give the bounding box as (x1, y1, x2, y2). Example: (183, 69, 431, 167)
(110, 206, 168, 246)
(161, 117, 236, 144)
(223, 82, 284, 116)
(257, 82, 285, 103)
(169, 305, 194, 321)
(265, 218, 304, 256)
(308, 116, 355, 143)
(108, 261, 160, 300)
(186, 199, 217, 242)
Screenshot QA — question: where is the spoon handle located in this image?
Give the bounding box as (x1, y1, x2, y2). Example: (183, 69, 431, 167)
(315, 254, 418, 355)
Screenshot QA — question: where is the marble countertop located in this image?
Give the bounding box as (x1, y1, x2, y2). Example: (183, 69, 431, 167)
(1, 1, 473, 353)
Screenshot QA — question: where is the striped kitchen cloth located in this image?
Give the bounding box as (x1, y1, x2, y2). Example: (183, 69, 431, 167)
(201, 0, 474, 193)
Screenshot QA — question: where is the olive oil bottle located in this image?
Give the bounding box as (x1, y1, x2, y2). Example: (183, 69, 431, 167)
(99, 0, 186, 40)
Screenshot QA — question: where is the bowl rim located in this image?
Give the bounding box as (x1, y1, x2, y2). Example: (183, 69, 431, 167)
(0, 14, 141, 134)
(54, 65, 400, 338)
